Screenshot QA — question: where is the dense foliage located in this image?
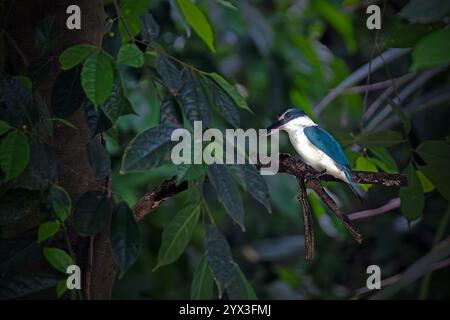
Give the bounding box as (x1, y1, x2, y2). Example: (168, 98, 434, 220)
(0, 0, 449, 299)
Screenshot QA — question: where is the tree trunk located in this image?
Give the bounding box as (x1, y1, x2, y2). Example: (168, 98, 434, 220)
(3, 0, 117, 299)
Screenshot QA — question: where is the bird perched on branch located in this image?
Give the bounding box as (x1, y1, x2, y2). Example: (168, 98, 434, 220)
(266, 107, 363, 199)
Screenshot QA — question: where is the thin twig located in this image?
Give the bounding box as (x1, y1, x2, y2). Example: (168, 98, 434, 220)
(345, 73, 415, 95)
(297, 178, 315, 261)
(348, 197, 400, 221)
(112, 0, 135, 44)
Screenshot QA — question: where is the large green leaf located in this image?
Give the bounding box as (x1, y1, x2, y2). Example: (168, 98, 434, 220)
(400, 163, 424, 221)
(228, 164, 271, 213)
(356, 130, 404, 148)
(179, 69, 211, 126)
(154, 54, 183, 94)
(205, 225, 237, 296)
(226, 267, 257, 300)
(412, 28, 450, 70)
(14, 142, 57, 190)
(118, 0, 150, 44)
(207, 164, 245, 231)
(154, 203, 200, 270)
(190, 255, 214, 300)
(81, 51, 114, 106)
(52, 67, 85, 118)
(398, 0, 450, 24)
(59, 44, 96, 70)
(121, 124, 176, 173)
(110, 202, 141, 277)
(369, 147, 398, 172)
(0, 130, 30, 181)
(35, 15, 61, 55)
(117, 44, 144, 68)
(84, 100, 113, 136)
(0, 190, 39, 226)
(86, 138, 110, 180)
(208, 73, 250, 112)
(73, 191, 110, 236)
(202, 76, 240, 127)
(176, 0, 215, 53)
(419, 164, 450, 202)
(43, 248, 74, 274)
(0, 120, 11, 135)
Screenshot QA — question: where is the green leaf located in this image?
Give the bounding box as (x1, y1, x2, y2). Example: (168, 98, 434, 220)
(226, 267, 257, 300)
(399, 0, 450, 24)
(38, 221, 61, 243)
(154, 203, 200, 270)
(179, 69, 211, 126)
(209, 73, 251, 112)
(43, 248, 74, 274)
(154, 54, 183, 94)
(118, 0, 150, 44)
(412, 28, 450, 70)
(14, 75, 32, 91)
(73, 191, 110, 236)
(176, 0, 215, 53)
(203, 76, 240, 127)
(0, 272, 62, 300)
(205, 225, 237, 297)
(417, 170, 435, 193)
(419, 164, 450, 202)
(207, 164, 245, 231)
(0, 190, 39, 226)
(384, 23, 439, 48)
(356, 130, 404, 148)
(216, 0, 237, 10)
(81, 51, 114, 106)
(14, 141, 57, 190)
(190, 255, 214, 300)
(49, 185, 72, 222)
(35, 15, 61, 55)
(0, 130, 30, 181)
(313, 0, 356, 53)
(140, 13, 160, 41)
(176, 164, 206, 185)
(121, 124, 176, 173)
(110, 202, 141, 277)
(369, 147, 398, 172)
(56, 279, 68, 299)
(415, 140, 450, 169)
(400, 163, 424, 221)
(86, 138, 111, 180)
(59, 44, 96, 70)
(99, 70, 134, 123)
(52, 67, 85, 118)
(117, 44, 144, 68)
(84, 99, 113, 136)
(0, 120, 11, 135)
(228, 164, 271, 213)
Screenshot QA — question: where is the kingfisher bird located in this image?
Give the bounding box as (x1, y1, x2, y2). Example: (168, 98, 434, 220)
(266, 107, 363, 198)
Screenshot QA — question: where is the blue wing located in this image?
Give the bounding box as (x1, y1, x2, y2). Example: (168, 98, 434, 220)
(303, 126, 349, 168)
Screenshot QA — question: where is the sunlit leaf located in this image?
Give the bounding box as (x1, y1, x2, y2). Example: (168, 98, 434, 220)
(81, 51, 114, 106)
(43, 248, 73, 274)
(416, 170, 435, 193)
(38, 221, 61, 243)
(176, 0, 215, 53)
(117, 44, 144, 68)
(208, 73, 251, 112)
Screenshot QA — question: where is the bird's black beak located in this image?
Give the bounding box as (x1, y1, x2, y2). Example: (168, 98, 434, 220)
(265, 119, 285, 136)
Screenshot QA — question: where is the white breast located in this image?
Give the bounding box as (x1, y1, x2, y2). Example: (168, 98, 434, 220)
(287, 128, 348, 182)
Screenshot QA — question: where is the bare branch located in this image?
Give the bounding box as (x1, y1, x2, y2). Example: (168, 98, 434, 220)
(297, 178, 315, 261)
(348, 197, 400, 221)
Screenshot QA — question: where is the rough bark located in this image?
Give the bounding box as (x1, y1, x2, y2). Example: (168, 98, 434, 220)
(4, 0, 116, 299)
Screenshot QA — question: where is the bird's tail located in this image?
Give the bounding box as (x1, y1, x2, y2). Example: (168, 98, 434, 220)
(344, 168, 364, 200)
